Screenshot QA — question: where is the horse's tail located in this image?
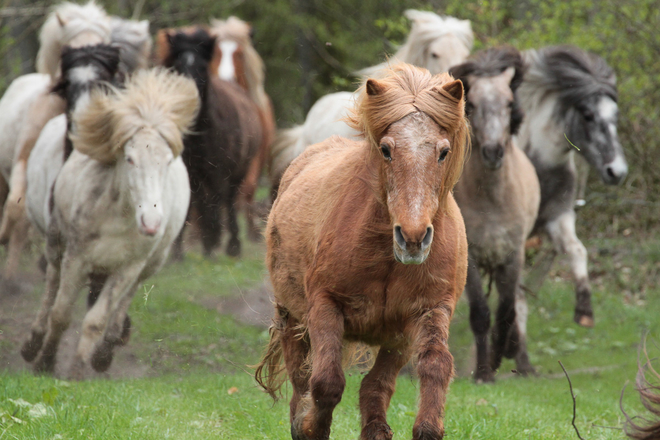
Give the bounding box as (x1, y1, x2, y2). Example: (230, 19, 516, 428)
(254, 307, 289, 400)
(269, 125, 306, 190)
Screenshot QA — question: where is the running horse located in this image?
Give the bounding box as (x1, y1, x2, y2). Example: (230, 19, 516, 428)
(156, 27, 263, 257)
(256, 64, 469, 440)
(209, 17, 275, 241)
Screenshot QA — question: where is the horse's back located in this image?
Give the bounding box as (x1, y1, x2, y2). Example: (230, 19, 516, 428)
(26, 114, 66, 236)
(302, 91, 359, 146)
(0, 73, 51, 180)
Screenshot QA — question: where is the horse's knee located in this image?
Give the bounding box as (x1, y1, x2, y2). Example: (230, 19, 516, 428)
(311, 369, 345, 410)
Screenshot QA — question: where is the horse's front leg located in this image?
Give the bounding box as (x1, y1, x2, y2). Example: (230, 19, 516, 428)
(73, 262, 146, 376)
(545, 210, 593, 327)
(412, 306, 454, 440)
(32, 254, 88, 373)
(490, 253, 522, 372)
(464, 255, 493, 382)
(21, 262, 61, 363)
(225, 183, 241, 257)
(359, 346, 411, 440)
(293, 294, 345, 440)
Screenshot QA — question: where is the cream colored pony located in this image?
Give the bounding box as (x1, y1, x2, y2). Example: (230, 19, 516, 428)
(269, 10, 473, 192)
(21, 69, 199, 378)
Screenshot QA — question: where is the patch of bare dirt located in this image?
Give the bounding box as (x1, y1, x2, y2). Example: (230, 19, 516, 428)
(199, 280, 274, 329)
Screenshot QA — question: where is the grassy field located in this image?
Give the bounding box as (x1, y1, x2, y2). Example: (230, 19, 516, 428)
(0, 231, 658, 439)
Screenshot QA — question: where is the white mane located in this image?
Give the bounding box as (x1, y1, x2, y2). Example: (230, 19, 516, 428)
(36, 1, 111, 79)
(110, 17, 152, 73)
(359, 10, 474, 77)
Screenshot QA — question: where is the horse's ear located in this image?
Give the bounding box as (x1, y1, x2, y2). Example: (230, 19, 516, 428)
(56, 12, 67, 27)
(442, 79, 464, 102)
(366, 79, 385, 96)
(501, 66, 516, 85)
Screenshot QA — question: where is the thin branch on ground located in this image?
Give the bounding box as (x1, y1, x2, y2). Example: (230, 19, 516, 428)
(559, 360, 585, 440)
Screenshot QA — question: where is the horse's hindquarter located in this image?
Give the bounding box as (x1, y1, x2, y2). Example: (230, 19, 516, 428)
(25, 115, 67, 236)
(302, 91, 360, 146)
(0, 74, 51, 180)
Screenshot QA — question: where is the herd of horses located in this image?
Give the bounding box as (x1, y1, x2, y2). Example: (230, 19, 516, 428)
(0, 2, 655, 439)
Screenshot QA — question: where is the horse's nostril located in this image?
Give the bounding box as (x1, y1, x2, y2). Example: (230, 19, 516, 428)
(421, 226, 433, 250)
(606, 166, 615, 179)
(394, 226, 406, 250)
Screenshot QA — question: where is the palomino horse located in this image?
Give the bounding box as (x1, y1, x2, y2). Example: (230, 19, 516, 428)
(450, 47, 540, 382)
(517, 45, 628, 327)
(256, 64, 469, 440)
(269, 9, 473, 195)
(210, 17, 276, 241)
(0, 1, 111, 251)
(623, 345, 660, 439)
(21, 69, 198, 378)
(156, 28, 263, 257)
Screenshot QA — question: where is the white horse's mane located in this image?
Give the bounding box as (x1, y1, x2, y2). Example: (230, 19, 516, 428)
(72, 69, 200, 164)
(209, 16, 269, 111)
(36, 1, 111, 79)
(359, 10, 474, 77)
(110, 17, 152, 73)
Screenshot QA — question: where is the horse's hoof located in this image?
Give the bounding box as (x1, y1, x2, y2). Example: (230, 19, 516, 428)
(361, 420, 393, 440)
(90, 340, 114, 372)
(574, 313, 594, 328)
(33, 353, 56, 374)
(412, 421, 444, 440)
(226, 239, 241, 258)
(118, 315, 132, 346)
(473, 369, 495, 384)
(38, 255, 48, 273)
(21, 333, 44, 362)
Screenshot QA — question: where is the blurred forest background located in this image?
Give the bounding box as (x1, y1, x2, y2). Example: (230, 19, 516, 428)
(0, 0, 658, 234)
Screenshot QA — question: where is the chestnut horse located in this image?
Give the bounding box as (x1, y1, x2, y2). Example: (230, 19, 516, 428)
(450, 47, 540, 382)
(210, 17, 276, 241)
(256, 64, 469, 440)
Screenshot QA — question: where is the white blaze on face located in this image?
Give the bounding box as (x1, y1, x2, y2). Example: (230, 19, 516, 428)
(69, 65, 98, 84)
(218, 40, 239, 82)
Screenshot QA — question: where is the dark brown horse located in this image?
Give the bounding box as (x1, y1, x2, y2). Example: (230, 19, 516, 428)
(450, 47, 540, 382)
(256, 64, 469, 440)
(209, 17, 276, 242)
(156, 27, 263, 257)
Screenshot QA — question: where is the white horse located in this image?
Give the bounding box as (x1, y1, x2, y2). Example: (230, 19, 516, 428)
(517, 45, 628, 328)
(269, 10, 473, 190)
(21, 69, 199, 378)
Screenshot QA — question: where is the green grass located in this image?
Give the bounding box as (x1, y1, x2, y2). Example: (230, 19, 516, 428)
(1, 235, 658, 439)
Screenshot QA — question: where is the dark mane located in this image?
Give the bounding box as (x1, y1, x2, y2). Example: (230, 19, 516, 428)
(449, 46, 525, 134)
(526, 45, 617, 111)
(51, 44, 121, 97)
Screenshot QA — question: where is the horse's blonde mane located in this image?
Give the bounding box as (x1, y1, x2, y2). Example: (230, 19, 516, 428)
(209, 16, 269, 111)
(347, 64, 470, 204)
(72, 68, 200, 164)
(359, 10, 474, 78)
(36, 1, 111, 79)
(110, 17, 152, 73)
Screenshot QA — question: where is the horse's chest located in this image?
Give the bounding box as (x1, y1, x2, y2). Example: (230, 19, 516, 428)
(468, 223, 521, 268)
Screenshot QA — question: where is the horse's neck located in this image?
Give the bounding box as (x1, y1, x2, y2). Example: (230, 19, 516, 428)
(517, 89, 571, 167)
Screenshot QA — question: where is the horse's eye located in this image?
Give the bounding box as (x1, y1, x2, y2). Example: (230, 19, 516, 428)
(126, 156, 135, 165)
(431, 52, 439, 59)
(583, 110, 595, 122)
(438, 148, 450, 163)
(465, 102, 474, 115)
(380, 144, 392, 162)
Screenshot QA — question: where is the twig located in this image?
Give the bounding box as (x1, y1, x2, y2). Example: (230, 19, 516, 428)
(559, 360, 585, 439)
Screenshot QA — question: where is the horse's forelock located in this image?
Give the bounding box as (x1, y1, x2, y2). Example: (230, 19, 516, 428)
(347, 64, 469, 204)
